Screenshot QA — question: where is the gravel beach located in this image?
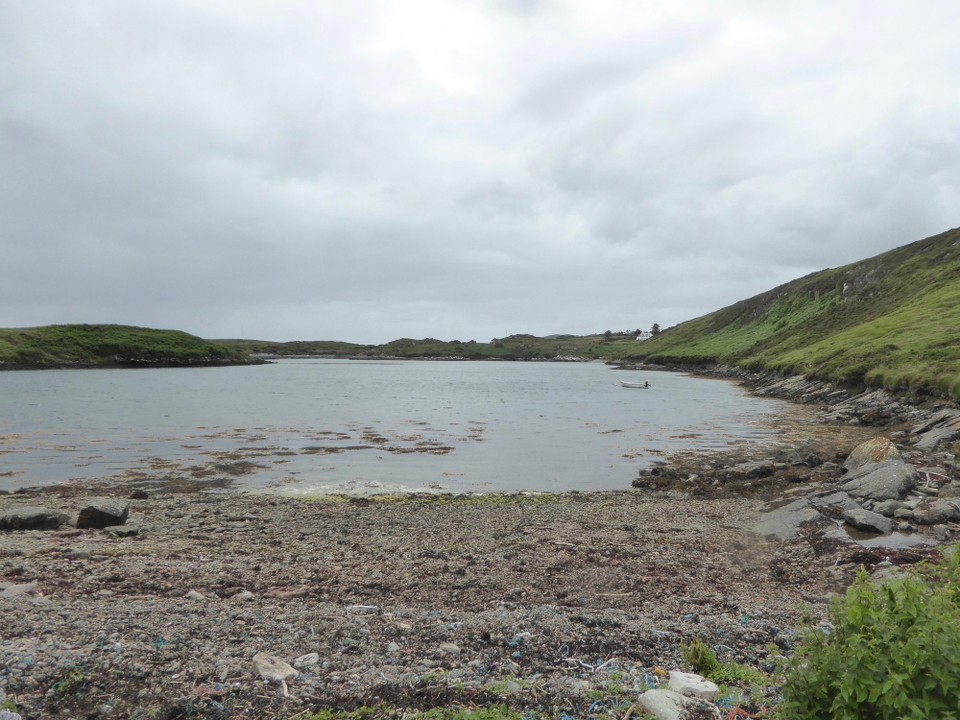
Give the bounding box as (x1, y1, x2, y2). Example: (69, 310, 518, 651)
(1, 485, 853, 719)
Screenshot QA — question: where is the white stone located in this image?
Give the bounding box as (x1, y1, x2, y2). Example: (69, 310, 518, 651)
(668, 670, 720, 701)
(185, 589, 206, 601)
(253, 653, 298, 682)
(438, 642, 461, 656)
(638, 689, 688, 720)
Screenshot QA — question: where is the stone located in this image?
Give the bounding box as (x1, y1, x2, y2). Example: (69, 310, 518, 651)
(129, 488, 150, 500)
(0, 506, 66, 531)
(843, 438, 901, 473)
(438, 642, 461, 657)
(668, 670, 719, 701)
(293, 652, 320, 669)
(387, 642, 401, 654)
(912, 500, 959, 525)
(185, 590, 206, 601)
(916, 426, 960, 450)
(844, 507, 893, 535)
(873, 500, 903, 517)
(752, 498, 822, 540)
(76, 499, 129, 529)
(638, 689, 699, 720)
(841, 460, 917, 501)
(1, 582, 39, 598)
(231, 590, 255, 601)
(253, 653, 298, 682)
(727, 460, 775, 478)
(107, 524, 140, 537)
(939, 481, 960, 498)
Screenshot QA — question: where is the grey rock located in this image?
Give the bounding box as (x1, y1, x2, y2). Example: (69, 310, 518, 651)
(912, 500, 959, 525)
(873, 500, 903, 517)
(810, 491, 859, 510)
(939, 481, 960, 498)
(1, 582, 39, 598)
(844, 507, 893, 535)
(76, 499, 129, 529)
(185, 589, 206, 601)
(916, 426, 960, 450)
(752, 498, 822, 540)
(727, 460, 775, 478)
(841, 460, 917, 501)
(106, 524, 140, 537)
(893, 508, 915, 520)
(438, 642, 461, 657)
(0, 506, 66, 531)
(293, 652, 320, 669)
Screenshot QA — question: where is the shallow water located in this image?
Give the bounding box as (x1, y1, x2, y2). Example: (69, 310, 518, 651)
(0, 359, 797, 494)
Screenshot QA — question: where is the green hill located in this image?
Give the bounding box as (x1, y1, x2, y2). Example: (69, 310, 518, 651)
(0, 324, 253, 369)
(620, 227, 960, 400)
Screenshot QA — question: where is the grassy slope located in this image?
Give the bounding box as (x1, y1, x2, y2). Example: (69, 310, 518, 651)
(620, 227, 960, 399)
(0, 324, 250, 368)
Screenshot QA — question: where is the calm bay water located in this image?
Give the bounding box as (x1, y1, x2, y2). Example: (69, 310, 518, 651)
(0, 360, 793, 494)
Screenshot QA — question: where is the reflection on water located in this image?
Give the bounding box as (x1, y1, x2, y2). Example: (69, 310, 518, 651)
(2, 360, 802, 494)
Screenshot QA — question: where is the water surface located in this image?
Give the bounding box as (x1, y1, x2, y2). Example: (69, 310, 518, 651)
(0, 360, 794, 494)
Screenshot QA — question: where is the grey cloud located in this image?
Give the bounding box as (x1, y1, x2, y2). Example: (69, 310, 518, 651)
(1, 2, 958, 342)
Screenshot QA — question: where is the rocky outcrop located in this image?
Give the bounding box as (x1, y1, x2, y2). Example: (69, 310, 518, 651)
(912, 409, 960, 450)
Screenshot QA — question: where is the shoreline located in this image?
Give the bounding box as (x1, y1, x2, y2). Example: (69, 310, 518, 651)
(1, 372, 958, 719)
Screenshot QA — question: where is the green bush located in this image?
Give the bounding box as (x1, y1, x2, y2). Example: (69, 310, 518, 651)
(779, 546, 960, 719)
(680, 636, 719, 676)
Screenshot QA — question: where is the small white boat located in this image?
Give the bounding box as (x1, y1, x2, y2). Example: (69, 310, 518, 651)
(620, 380, 650, 389)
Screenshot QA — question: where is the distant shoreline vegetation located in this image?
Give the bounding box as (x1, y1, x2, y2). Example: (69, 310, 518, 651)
(3, 227, 958, 400)
(0, 324, 258, 370)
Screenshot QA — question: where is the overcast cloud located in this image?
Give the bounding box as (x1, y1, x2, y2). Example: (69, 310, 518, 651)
(1, 1, 958, 342)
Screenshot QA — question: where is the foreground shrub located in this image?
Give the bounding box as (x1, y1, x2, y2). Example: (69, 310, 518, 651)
(780, 546, 960, 719)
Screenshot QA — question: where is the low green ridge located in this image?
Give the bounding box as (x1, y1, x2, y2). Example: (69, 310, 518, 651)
(218, 332, 639, 361)
(620, 227, 960, 400)
(0, 324, 251, 369)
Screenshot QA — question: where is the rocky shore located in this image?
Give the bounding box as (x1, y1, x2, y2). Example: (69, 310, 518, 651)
(2, 374, 958, 720)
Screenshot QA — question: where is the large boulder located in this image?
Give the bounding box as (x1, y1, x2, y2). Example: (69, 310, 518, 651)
(76, 499, 129, 529)
(843, 437, 901, 473)
(840, 460, 917, 501)
(0, 507, 67, 531)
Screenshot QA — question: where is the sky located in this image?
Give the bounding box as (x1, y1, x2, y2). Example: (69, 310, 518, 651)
(2, 1, 958, 343)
